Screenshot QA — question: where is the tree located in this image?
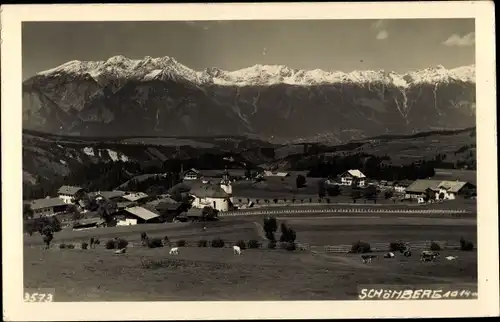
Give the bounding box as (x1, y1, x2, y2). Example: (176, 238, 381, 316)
(279, 223, 297, 243)
(23, 203, 34, 220)
(363, 185, 378, 204)
(317, 180, 326, 198)
(263, 216, 278, 241)
(423, 188, 435, 203)
(296, 175, 306, 189)
(351, 189, 362, 203)
(384, 190, 394, 200)
(326, 185, 341, 197)
(201, 206, 219, 221)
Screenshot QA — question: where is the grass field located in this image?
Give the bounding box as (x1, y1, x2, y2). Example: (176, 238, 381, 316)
(24, 213, 477, 301)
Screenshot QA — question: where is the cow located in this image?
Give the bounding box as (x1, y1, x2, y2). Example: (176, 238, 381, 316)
(445, 256, 458, 261)
(361, 254, 377, 264)
(114, 248, 126, 254)
(233, 245, 242, 255)
(420, 250, 439, 262)
(169, 247, 179, 255)
(384, 252, 395, 259)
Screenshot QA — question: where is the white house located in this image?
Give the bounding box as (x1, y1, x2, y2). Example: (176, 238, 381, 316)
(57, 185, 87, 204)
(339, 169, 366, 187)
(190, 183, 233, 212)
(183, 168, 202, 181)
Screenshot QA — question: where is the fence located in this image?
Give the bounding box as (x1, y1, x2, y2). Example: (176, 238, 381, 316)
(322, 240, 473, 253)
(221, 208, 471, 217)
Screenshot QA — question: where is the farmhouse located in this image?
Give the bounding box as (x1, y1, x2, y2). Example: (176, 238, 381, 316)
(339, 169, 366, 187)
(436, 180, 476, 200)
(404, 180, 442, 200)
(29, 197, 69, 218)
(175, 208, 204, 222)
(190, 183, 233, 212)
(114, 206, 161, 225)
(183, 168, 202, 181)
(88, 190, 127, 202)
(72, 218, 106, 230)
(57, 185, 87, 204)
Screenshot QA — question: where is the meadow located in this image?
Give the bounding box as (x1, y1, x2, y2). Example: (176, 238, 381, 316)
(24, 212, 477, 301)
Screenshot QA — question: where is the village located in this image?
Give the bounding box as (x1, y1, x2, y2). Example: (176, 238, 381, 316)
(23, 166, 477, 233)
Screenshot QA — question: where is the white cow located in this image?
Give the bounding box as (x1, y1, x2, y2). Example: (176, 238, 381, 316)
(169, 247, 179, 255)
(233, 245, 242, 255)
(384, 252, 395, 258)
(445, 256, 458, 261)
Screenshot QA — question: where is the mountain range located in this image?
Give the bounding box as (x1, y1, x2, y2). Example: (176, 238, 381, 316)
(23, 55, 476, 143)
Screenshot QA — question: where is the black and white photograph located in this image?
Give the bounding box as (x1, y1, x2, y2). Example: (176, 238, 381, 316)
(2, 2, 498, 320)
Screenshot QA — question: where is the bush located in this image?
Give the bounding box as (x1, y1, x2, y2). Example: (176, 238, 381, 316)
(198, 239, 208, 247)
(267, 240, 277, 249)
(351, 241, 371, 253)
(105, 239, 116, 249)
(176, 239, 187, 247)
(81, 242, 88, 250)
(59, 243, 66, 249)
(211, 238, 225, 248)
(247, 240, 260, 249)
(147, 238, 164, 248)
(116, 238, 129, 249)
(459, 237, 474, 251)
(66, 244, 75, 249)
(285, 242, 296, 251)
(235, 240, 247, 250)
(389, 242, 406, 252)
(429, 241, 442, 251)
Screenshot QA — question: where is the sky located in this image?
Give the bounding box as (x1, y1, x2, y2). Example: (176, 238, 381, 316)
(22, 19, 475, 80)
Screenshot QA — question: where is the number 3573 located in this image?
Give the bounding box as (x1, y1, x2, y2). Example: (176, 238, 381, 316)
(24, 292, 54, 302)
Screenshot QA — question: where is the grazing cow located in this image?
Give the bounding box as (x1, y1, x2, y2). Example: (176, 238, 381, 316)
(420, 251, 439, 262)
(361, 254, 377, 264)
(445, 256, 458, 261)
(169, 247, 179, 255)
(233, 245, 242, 255)
(384, 252, 395, 259)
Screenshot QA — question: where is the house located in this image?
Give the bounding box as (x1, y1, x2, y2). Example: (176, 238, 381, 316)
(72, 218, 106, 230)
(263, 170, 289, 177)
(436, 181, 476, 200)
(29, 197, 69, 218)
(339, 169, 367, 187)
(175, 208, 204, 222)
(114, 206, 162, 225)
(121, 192, 150, 203)
(190, 183, 233, 212)
(145, 197, 185, 222)
(393, 180, 412, 194)
(404, 180, 443, 200)
(183, 168, 202, 181)
(88, 190, 127, 202)
(57, 185, 87, 204)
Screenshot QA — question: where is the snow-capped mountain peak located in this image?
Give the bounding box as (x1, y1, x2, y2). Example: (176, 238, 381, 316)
(35, 55, 475, 88)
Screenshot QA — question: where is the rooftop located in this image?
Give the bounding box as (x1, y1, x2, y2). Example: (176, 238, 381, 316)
(57, 185, 85, 195)
(30, 197, 68, 210)
(123, 206, 160, 221)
